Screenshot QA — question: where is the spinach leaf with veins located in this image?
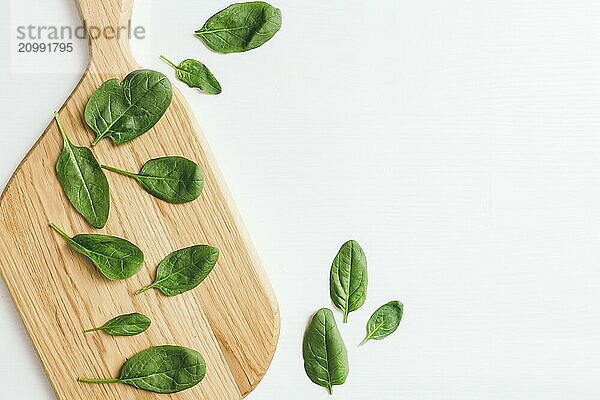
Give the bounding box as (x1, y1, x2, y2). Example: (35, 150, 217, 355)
(50, 223, 144, 280)
(360, 301, 404, 345)
(195, 1, 282, 54)
(136, 245, 219, 296)
(303, 308, 349, 395)
(78, 345, 206, 394)
(85, 313, 151, 336)
(330, 240, 368, 322)
(54, 112, 109, 229)
(84, 69, 172, 146)
(102, 156, 204, 204)
(161, 56, 222, 95)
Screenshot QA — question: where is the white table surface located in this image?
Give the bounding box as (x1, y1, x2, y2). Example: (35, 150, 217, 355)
(2, 0, 600, 398)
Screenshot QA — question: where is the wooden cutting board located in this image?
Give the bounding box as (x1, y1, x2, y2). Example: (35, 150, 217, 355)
(0, 0, 279, 399)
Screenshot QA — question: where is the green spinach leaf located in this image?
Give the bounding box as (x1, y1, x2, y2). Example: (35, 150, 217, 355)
(360, 301, 403, 345)
(84, 69, 172, 146)
(302, 308, 349, 395)
(102, 156, 204, 204)
(330, 240, 368, 322)
(54, 112, 109, 229)
(50, 223, 144, 280)
(78, 345, 206, 394)
(161, 56, 222, 95)
(136, 245, 219, 296)
(195, 1, 282, 54)
(85, 313, 151, 336)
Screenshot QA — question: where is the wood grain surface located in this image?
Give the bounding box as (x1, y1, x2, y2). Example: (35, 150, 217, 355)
(0, 0, 279, 399)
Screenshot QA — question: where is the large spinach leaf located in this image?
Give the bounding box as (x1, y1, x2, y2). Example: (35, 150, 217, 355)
(84, 69, 172, 146)
(78, 345, 206, 394)
(136, 245, 219, 296)
(54, 112, 109, 228)
(50, 223, 144, 280)
(102, 156, 204, 204)
(195, 2, 282, 54)
(330, 240, 368, 322)
(302, 308, 349, 394)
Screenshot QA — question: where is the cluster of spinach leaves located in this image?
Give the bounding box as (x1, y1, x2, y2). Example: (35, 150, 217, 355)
(51, 214, 216, 393)
(50, 222, 218, 292)
(52, 58, 214, 398)
(53, 105, 214, 393)
(303, 240, 404, 394)
(49, 2, 284, 394)
(55, 111, 203, 230)
(162, 1, 282, 94)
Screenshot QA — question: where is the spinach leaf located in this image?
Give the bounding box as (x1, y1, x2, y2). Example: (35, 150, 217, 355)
(50, 223, 144, 280)
(160, 56, 222, 95)
(136, 245, 219, 296)
(84, 69, 172, 146)
(78, 345, 206, 394)
(330, 240, 368, 322)
(195, 1, 282, 54)
(102, 156, 204, 204)
(302, 308, 349, 395)
(360, 301, 404, 345)
(84, 313, 151, 336)
(54, 112, 109, 229)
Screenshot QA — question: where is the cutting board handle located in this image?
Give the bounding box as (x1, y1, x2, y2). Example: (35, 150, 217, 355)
(74, 0, 137, 73)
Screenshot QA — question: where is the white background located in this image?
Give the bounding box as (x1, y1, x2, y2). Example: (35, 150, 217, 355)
(1, 0, 600, 398)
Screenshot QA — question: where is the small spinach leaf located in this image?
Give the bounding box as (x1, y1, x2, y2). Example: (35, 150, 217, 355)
(161, 56, 222, 95)
(136, 245, 219, 296)
(50, 223, 144, 280)
(102, 156, 204, 204)
(195, 1, 282, 54)
(54, 112, 109, 229)
(330, 240, 368, 322)
(78, 345, 206, 394)
(85, 313, 151, 336)
(302, 308, 349, 395)
(360, 301, 404, 345)
(84, 69, 172, 146)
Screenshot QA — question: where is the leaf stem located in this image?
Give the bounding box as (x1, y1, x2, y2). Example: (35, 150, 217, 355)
(83, 327, 102, 333)
(101, 164, 138, 178)
(49, 223, 71, 241)
(53, 111, 71, 146)
(134, 284, 153, 295)
(327, 385, 333, 395)
(77, 377, 120, 384)
(343, 311, 348, 323)
(160, 55, 179, 69)
(359, 336, 370, 346)
(91, 136, 102, 147)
